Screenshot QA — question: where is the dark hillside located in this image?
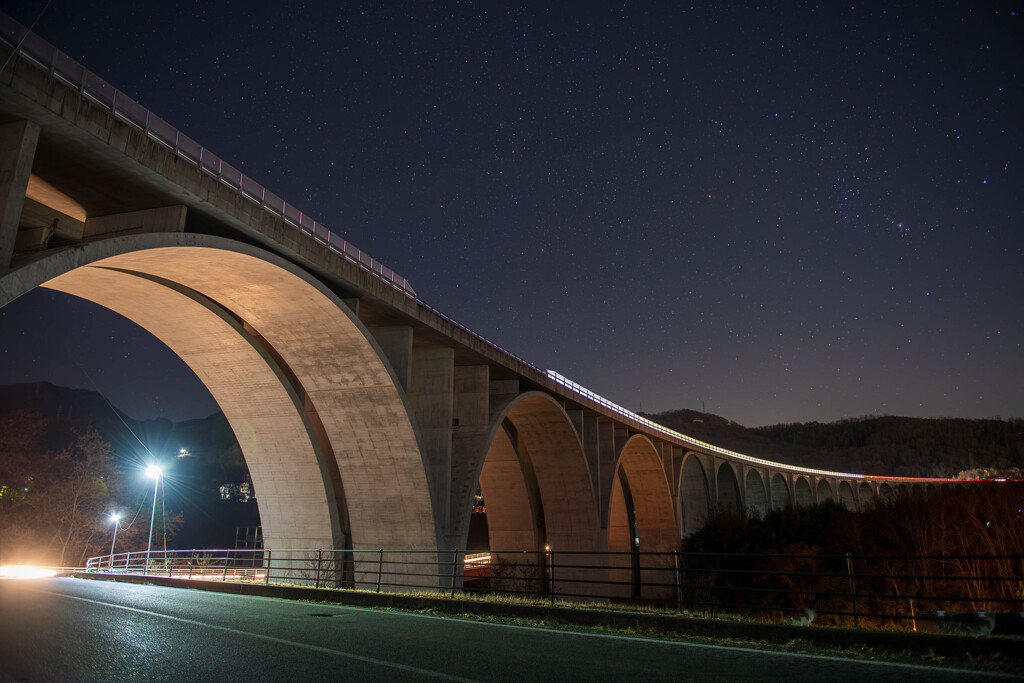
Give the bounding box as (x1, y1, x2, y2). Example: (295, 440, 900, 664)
(643, 410, 1024, 478)
(0, 382, 257, 549)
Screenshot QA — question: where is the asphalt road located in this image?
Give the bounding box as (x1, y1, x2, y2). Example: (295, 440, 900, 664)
(0, 578, 1014, 682)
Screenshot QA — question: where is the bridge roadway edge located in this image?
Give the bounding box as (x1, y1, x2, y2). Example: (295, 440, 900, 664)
(71, 573, 1021, 663)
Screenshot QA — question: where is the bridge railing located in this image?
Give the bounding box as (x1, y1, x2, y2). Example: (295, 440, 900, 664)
(0, 11, 415, 298)
(83, 548, 1024, 633)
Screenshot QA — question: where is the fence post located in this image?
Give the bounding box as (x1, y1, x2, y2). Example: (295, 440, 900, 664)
(376, 549, 384, 593)
(846, 553, 860, 628)
(676, 551, 683, 613)
(547, 546, 555, 603)
(222, 552, 229, 582)
(450, 549, 459, 598)
(315, 549, 323, 589)
(264, 550, 272, 585)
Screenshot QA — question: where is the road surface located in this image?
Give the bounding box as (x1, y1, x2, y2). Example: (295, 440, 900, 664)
(0, 578, 1013, 681)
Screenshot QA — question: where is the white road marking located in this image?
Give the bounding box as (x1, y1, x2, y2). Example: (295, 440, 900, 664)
(47, 590, 482, 683)
(339, 605, 1018, 679)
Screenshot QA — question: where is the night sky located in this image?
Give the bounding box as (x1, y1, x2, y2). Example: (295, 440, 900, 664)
(1, 1, 1021, 427)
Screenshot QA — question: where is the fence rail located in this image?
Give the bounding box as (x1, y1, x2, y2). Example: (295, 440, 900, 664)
(84, 548, 1024, 633)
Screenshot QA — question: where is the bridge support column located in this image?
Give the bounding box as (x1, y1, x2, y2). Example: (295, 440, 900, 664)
(448, 365, 490, 544)
(0, 120, 39, 271)
(577, 414, 601, 515)
(369, 326, 413, 392)
(593, 421, 614, 524)
(409, 347, 455, 552)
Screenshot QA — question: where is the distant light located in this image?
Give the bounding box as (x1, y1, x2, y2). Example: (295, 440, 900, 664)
(109, 512, 121, 523)
(0, 565, 59, 580)
(145, 465, 163, 479)
(177, 448, 191, 458)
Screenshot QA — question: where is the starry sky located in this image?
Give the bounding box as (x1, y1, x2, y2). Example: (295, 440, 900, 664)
(1, 1, 1022, 427)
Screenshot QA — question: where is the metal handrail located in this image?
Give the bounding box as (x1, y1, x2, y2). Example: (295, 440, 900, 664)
(0, 12, 413, 296)
(82, 547, 1024, 632)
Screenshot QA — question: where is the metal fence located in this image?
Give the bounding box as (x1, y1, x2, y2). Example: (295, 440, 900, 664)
(84, 548, 1024, 633)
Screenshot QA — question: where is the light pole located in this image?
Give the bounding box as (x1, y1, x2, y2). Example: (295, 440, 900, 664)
(108, 512, 121, 571)
(145, 464, 163, 574)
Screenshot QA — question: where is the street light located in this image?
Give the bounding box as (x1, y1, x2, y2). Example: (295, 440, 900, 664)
(145, 465, 163, 574)
(108, 512, 122, 571)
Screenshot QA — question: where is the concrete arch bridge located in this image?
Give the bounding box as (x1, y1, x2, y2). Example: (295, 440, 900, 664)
(0, 15, 960, 587)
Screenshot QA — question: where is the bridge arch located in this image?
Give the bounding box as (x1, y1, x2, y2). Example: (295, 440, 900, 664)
(607, 434, 676, 599)
(837, 481, 857, 510)
(716, 462, 743, 513)
(679, 453, 710, 535)
(858, 482, 875, 510)
(1, 235, 439, 554)
(609, 435, 676, 553)
(472, 391, 600, 555)
(468, 391, 600, 596)
(816, 479, 835, 503)
(794, 476, 813, 506)
(879, 482, 895, 502)
(744, 469, 768, 518)
(770, 473, 790, 510)
(474, 422, 539, 554)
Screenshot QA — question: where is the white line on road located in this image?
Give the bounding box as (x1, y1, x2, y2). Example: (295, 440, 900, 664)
(48, 591, 483, 683)
(340, 605, 1019, 679)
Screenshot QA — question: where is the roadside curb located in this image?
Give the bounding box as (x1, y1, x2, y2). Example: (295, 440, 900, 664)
(74, 572, 1021, 661)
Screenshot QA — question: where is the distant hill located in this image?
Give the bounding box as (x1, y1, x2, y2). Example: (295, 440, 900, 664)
(642, 409, 1024, 478)
(6, 379, 1022, 522)
(0, 382, 257, 548)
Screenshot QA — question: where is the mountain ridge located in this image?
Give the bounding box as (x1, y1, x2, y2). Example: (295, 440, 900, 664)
(3, 381, 1021, 479)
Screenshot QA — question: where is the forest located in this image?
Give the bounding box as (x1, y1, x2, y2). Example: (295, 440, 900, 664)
(0, 383, 256, 566)
(678, 485, 1024, 629)
(0, 408, 181, 567)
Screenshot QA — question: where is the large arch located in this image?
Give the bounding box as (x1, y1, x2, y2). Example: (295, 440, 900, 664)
(744, 469, 768, 518)
(679, 453, 710, 535)
(607, 435, 676, 599)
(794, 476, 813, 506)
(716, 462, 743, 513)
(2, 235, 440, 560)
(837, 481, 857, 510)
(470, 392, 600, 597)
(879, 482, 895, 502)
(770, 473, 790, 510)
(476, 423, 538, 554)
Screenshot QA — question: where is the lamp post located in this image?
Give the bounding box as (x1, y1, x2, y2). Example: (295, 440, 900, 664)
(108, 512, 121, 571)
(145, 464, 163, 574)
